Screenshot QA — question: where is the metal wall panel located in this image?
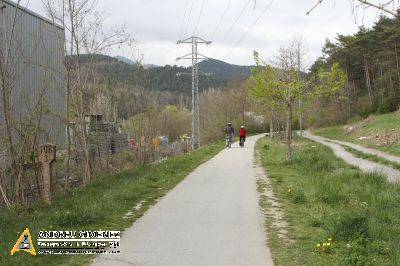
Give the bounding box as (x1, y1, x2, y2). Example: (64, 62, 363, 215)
(0, 0, 65, 145)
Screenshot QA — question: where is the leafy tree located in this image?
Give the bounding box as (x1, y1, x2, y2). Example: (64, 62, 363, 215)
(249, 49, 347, 162)
(249, 50, 312, 162)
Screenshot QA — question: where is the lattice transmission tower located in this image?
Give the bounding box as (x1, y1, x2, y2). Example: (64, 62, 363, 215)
(177, 37, 211, 150)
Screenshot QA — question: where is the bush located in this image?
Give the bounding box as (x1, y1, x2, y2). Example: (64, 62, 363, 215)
(377, 97, 400, 114)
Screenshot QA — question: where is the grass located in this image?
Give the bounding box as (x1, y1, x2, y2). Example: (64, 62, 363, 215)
(361, 112, 400, 130)
(0, 141, 224, 266)
(342, 146, 400, 171)
(256, 137, 400, 266)
(314, 111, 400, 157)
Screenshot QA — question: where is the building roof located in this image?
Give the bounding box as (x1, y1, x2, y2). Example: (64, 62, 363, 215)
(3, 0, 64, 30)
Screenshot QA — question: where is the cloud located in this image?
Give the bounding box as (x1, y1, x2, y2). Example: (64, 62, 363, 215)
(25, 0, 386, 67)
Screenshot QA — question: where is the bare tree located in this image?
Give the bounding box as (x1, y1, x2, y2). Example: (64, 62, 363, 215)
(292, 36, 308, 138)
(43, 0, 133, 184)
(0, 0, 64, 203)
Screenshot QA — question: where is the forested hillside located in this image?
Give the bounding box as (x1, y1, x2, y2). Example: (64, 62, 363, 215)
(309, 16, 400, 126)
(75, 54, 251, 96)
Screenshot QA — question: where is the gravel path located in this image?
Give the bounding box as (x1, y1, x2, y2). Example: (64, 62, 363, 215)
(91, 134, 273, 266)
(320, 136, 400, 164)
(303, 131, 400, 183)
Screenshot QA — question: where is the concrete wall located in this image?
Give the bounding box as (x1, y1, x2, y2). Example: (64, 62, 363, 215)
(0, 0, 65, 145)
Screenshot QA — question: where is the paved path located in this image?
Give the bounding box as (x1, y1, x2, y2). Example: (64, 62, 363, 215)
(91, 134, 273, 266)
(303, 131, 400, 183)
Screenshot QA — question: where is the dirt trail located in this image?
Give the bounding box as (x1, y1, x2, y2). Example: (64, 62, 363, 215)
(318, 134, 400, 164)
(91, 134, 273, 266)
(303, 131, 400, 183)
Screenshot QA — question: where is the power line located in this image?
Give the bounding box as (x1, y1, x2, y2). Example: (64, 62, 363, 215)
(209, 0, 233, 41)
(179, 0, 190, 40)
(183, 0, 195, 38)
(306, 0, 323, 15)
(223, 0, 274, 61)
(219, 0, 252, 46)
(193, 0, 207, 36)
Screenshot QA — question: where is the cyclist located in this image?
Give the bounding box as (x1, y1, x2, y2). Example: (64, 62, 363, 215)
(225, 123, 234, 147)
(239, 126, 246, 145)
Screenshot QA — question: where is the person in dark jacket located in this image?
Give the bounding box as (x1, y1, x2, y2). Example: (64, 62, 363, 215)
(225, 123, 235, 141)
(225, 123, 234, 147)
(225, 123, 234, 137)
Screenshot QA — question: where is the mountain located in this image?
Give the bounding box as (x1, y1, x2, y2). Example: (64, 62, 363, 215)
(115, 56, 135, 65)
(75, 54, 251, 96)
(143, 64, 159, 69)
(198, 59, 251, 80)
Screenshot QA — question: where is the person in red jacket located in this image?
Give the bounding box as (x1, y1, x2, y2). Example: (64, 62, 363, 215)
(239, 125, 246, 144)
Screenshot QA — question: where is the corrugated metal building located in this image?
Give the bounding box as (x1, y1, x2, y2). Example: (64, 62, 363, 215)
(0, 0, 65, 145)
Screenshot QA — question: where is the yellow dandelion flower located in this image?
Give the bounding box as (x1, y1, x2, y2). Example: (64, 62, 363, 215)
(323, 243, 327, 247)
(327, 242, 331, 246)
(316, 243, 321, 247)
(328, 238, 332, 242)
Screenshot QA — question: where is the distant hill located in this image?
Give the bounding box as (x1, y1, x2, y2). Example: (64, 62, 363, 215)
(74, 54, 251, 96)
(143, 64, 159, 69)
(198, 59, 251, 80)
(115, 56, 135, 65)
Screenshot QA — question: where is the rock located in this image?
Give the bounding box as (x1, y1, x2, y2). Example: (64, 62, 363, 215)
(345, 126, 354, 133)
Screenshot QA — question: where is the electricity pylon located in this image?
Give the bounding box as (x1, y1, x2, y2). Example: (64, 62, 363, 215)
(177, 36, 211, 150)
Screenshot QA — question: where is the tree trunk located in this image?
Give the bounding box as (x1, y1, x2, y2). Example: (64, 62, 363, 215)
(395, 45, 400, 89)
(316, 96, 321, 126)
(269, 114, 273, 140)
(286, 102, 292, 162)
(0, 180, 11, 209)
(347, 83, 352, 119)
(299, 98, 303, 138)
(364, 55, 373, 107)
(1, 76, 21, 202)
(380, 64, 384, 105)
(389, 72, 395, 96)
(65, 66, 71, 191)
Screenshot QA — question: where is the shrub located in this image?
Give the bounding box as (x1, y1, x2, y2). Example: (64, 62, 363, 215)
(377, 97, 400, 114)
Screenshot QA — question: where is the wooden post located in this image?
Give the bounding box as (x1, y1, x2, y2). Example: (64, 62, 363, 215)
(38, 143, 56, 204)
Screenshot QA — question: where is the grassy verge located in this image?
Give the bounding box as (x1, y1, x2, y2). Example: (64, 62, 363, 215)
(315, 125, 400, 157)
(341, 146, 400, 171)
(314, 111, 400, 157)
(0, 142, 224, 266)
(256, 138, 400, 265)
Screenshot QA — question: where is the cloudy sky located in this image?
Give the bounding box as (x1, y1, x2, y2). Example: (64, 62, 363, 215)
(22, 0, 393, 68)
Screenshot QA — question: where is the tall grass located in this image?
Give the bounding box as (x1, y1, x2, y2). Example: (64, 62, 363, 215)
(257, 138, 400, 265)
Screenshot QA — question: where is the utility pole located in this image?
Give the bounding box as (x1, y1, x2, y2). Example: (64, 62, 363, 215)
(306, 0, 399, 17)
(177, 36, 211, 150)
